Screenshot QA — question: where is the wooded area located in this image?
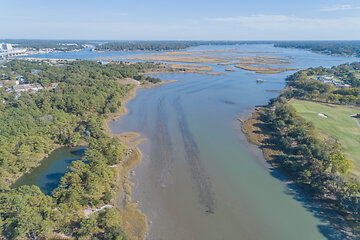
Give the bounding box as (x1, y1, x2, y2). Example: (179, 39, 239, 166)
(0, 60, 162, 239)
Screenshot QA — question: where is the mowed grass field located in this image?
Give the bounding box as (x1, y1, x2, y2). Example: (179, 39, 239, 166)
(290, 99, 360, 175)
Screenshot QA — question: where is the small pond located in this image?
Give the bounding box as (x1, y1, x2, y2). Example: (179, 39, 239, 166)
(12, 146, 87, 195)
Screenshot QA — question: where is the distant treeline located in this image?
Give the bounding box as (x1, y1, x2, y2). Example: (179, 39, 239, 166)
(94, 40, 275, 51)
(3, 39, 273, 52)
(274, 41, 360, 57)
(4, 39, 360, 56)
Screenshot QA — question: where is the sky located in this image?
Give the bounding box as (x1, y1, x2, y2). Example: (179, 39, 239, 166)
(1, 0, 360, 40)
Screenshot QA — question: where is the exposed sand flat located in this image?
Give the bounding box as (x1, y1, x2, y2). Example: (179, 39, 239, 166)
(255, 60, 290, 64)
(236, 51, 280, 53)
(234, 64, 297, 74)
(222, 56, 259, 60)
(160, 51, 211, 56)
(126, 56, 228, 63)
(172, 70, 223, 75)
(201, 49, 280, 54)
(219, 60, 290, 65)
(219, 61, 250, 66)
(225, 69, 236, 72)
(201, 72, 223, 75)
(200, 49, 238, 53)
(167, 64, 213, 72)
(258, 56, 286, 60)
(224, 56, 287, 60)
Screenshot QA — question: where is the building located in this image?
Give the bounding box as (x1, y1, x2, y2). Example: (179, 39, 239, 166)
(12, 84, 44, 93)
(15, 74, 27, 83)
(0, 43, 26, 58)
(5, 43, 12, 52)
(31, 69, 42, 74)
(0, 43, 13, 52)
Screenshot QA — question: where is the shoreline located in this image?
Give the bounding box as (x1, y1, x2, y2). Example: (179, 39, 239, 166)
(106, 80, 178, 122)
(105, 79, 178, 239)
(239, 107, 360, 238)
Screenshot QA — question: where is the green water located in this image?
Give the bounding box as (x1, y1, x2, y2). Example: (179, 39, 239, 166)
(12, 147, 86, 195)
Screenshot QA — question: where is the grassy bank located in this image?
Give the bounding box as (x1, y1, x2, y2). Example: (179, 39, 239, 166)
(290, 99, 360, 176)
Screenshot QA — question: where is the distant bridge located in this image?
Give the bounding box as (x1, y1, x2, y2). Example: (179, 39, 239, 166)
(0, 51, 27, 58)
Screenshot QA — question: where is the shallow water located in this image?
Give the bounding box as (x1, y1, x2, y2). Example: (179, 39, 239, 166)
(108, 45, 359, 240)
(12, 147, 86, 195)
(24, 44, 359, 239)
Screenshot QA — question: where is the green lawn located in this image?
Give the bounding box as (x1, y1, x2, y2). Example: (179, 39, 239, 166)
(290, 99, 360, 175)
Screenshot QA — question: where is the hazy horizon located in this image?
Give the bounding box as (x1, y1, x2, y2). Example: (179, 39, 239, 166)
(2, 0, 360, 40)
(1, 39, 360, 41)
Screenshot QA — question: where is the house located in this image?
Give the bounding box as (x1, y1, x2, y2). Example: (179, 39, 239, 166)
(15, 74, 27, 83)
(12, 84, 44, 93)
(30, 69, 42, 74)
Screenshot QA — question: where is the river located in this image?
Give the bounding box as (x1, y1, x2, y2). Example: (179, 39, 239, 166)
(24, 44, 359, 239)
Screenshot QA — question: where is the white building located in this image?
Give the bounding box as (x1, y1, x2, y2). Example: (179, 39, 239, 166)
(12, 84, 44, 93)
(0, 43, 13, 52)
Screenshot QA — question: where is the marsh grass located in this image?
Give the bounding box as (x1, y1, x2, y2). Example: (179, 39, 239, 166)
(234, 65, 297, 74)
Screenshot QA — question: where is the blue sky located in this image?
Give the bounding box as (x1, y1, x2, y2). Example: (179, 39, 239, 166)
(1, 0, 360, 40)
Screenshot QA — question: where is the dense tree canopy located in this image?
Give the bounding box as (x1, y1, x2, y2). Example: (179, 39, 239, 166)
(0, 60, 162, 239)
(275, 41, 360, 57)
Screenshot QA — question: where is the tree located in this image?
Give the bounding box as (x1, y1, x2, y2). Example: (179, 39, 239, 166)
(103, 226, 129, 240)
(76, 215, 99, 238)
(98, 209, 122, 230)
(0, 186, 54, 240)
(328, 151, 353, 175)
